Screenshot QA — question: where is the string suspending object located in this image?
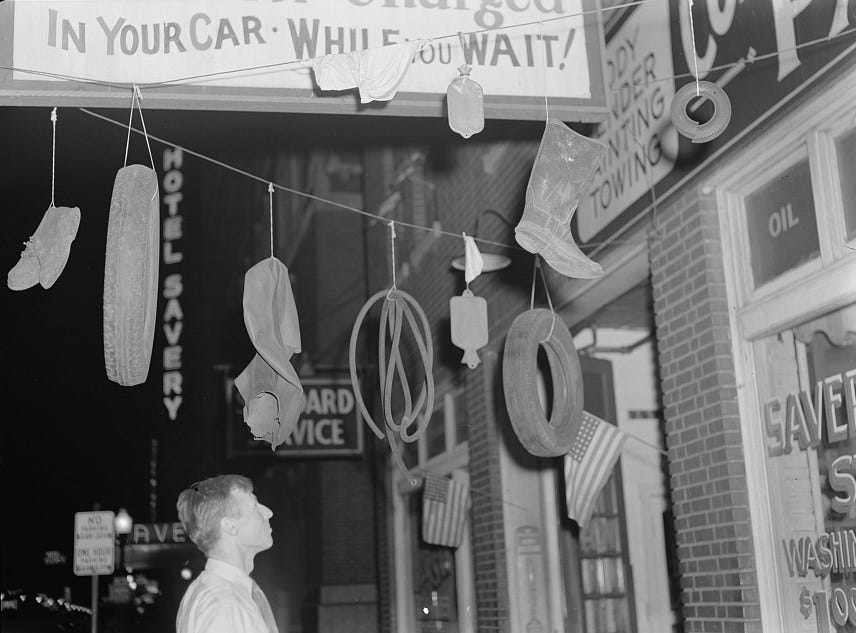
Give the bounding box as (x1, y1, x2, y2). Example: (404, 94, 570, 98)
(49, 107, 57, 208)
(529, 257, 557, 344)
(539, 22, 550, 122)
(123, 85, 157, 193)
(388, 220, 397, 294)
(687, 0, 701, 97)
(268, 182, 275, 258)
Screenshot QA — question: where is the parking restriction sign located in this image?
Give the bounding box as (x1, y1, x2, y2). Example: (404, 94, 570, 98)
(73, 511, 115, 576)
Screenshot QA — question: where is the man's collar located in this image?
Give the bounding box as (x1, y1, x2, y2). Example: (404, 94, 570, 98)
(205, 558, 253, 592)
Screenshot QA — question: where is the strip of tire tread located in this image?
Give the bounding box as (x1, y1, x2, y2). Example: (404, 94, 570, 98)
(103, 165, 159, 387)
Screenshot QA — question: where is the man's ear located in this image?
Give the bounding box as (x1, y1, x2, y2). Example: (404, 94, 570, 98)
(220, 515, 238, 536)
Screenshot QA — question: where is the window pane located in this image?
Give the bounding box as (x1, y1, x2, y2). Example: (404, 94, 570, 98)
(836, 128, 856, 240)
(752, 310, 856, 616)
(745, 158, 820, 287)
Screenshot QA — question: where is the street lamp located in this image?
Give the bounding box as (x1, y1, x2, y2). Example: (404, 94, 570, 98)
(114, 509, 133, 573)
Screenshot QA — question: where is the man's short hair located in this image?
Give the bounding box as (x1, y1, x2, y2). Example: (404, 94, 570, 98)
(177, 474, 253, 554)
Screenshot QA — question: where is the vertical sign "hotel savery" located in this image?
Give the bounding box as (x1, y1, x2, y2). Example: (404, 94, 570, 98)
(162, 147, 184, 422)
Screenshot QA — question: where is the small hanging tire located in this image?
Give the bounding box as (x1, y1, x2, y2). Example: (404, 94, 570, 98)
(103, 165, 160, 386)
(503, 309, 583, 457)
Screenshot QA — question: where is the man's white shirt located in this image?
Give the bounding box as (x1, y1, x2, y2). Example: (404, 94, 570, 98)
(177, 558, 278, 633)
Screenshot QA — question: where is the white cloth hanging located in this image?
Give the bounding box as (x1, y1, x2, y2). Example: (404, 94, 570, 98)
(463, 233, 484, 285)
(313, 41, 422, 103)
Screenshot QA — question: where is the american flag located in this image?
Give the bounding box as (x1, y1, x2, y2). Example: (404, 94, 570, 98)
(422, 472, 470, 548)
(564, 411, 627, 527)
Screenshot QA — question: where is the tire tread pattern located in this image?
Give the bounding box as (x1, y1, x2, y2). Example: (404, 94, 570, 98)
(503, 308, 584, 456)
(103, 165, 159, 387)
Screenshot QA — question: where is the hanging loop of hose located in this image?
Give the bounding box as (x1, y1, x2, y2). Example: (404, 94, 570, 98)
(349, 288, 435, 474)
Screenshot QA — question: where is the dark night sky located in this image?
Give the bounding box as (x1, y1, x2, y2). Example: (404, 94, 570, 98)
(0, 105, 548, 595)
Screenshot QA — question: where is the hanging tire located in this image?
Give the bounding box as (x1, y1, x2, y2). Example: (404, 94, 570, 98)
(103, 165, 160, 386)
(503, 309, 583, 457)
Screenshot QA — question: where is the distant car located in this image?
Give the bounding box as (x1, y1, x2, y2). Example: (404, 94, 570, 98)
(1, 597, 90, 632)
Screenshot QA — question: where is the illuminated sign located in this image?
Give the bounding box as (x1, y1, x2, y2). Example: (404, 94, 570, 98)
(227, 377, 364, 458)
(162, 147, 184, 422)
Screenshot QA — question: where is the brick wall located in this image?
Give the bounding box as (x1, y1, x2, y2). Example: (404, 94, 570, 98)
(320, 459, 378, 583)
(362, 137, 541, 632)
(648, 188, 760, 633)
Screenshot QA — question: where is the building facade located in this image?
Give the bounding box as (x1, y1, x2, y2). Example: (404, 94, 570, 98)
(360, 4, 856, 633)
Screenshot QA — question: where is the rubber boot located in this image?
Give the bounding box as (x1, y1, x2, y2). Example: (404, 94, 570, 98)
(515, 119, 606, 279)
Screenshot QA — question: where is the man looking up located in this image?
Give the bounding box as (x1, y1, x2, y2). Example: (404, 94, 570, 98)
(176, 474, 278, 633)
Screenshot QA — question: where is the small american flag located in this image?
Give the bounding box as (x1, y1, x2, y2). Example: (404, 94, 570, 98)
(564, 411, 627, 527)
(422, 472, 470, 548)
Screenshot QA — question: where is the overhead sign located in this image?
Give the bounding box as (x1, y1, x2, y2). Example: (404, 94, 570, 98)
(574, 0, 856, 244)
(73, 511, 115, 576)
(0, 0, 608, 121)
(227, 376, 365, 458)
(576, 0, 674, 241)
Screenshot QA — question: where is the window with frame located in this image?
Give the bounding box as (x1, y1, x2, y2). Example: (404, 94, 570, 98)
(716, 90, 856, 632)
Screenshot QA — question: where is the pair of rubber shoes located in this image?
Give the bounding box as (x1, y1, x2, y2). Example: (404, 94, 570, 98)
(7, 205, 81, 290)
(515, 119, 607, 280)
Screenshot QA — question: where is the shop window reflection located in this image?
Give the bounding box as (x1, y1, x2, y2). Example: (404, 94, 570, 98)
(805, 329, 856, 586)
(755, 304, 856, 630)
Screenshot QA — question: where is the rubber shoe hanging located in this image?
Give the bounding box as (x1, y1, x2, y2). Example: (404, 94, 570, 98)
(235, 258, 305, 450)
(8, 107, 81, 291)
(514, 119, 606, 279)
(8, 206, 81, 290)
(447, 65, 484, 139)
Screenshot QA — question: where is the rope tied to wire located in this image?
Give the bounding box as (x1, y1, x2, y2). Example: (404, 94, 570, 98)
(50, 107, 57, 208)
(349, 287, 435, 486)
(529, 257, 557, 344)
(123, 85, 157, 197)
(268, 183, 275, 258)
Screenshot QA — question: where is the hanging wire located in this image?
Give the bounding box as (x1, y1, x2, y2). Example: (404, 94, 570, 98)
(123, 88, 136, 167)
(72, 23, 855, 257)
(462, 232, 471, 291)
(388, 220, 397, 294)
(133, 85, 157, 179)
(528, 257, 557, 343)
(539, 22, 550, 122)
(122, 84, 157, 185)
(268, 182, 275, 258)
(687, 0, 701, 96)
(49, 107, 57, 208)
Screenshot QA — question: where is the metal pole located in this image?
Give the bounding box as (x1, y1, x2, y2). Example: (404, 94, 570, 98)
(91, 502, 100, 633)
(90, 575, 98, 633)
